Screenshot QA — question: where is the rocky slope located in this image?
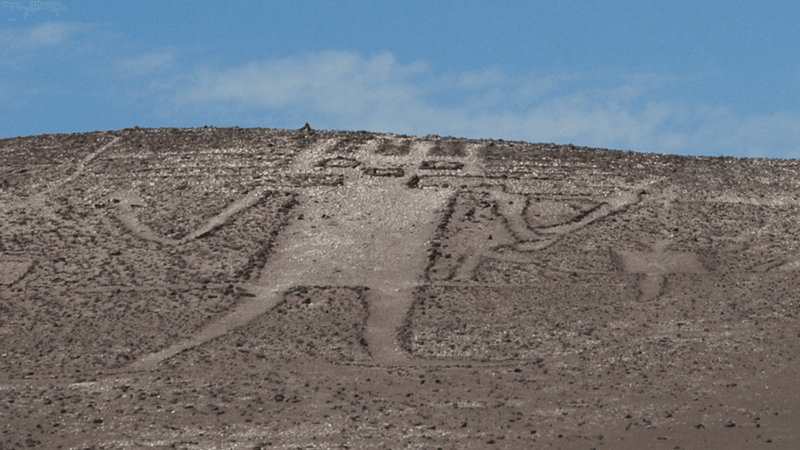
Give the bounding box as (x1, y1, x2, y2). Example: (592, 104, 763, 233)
(1, 124, 799, 449)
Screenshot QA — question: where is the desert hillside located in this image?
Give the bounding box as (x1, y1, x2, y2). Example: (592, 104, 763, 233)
(1, 125, 799, 449)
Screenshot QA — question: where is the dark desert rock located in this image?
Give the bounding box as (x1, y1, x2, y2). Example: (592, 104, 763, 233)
(361, 166, 405, 177)
(375, 138, 411, 156)
(428, 138, 468, 157)
(419, 160, 464, 170)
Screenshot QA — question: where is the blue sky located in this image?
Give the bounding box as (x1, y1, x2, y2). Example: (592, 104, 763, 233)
(2, 1, 800, 158)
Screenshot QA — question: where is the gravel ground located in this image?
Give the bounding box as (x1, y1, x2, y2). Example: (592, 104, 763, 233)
(1, 125, 799, 449)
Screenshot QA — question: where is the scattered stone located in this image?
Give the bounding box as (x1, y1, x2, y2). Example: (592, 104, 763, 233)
(362, 167, 405, 177)
(319, 157, 360, 168)
(419, 160, 464, 170)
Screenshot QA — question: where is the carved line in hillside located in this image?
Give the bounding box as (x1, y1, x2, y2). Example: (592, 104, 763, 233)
(89, 170, 800, 373)
(9, 133, 800, 381)
(106, 185, 287, 247)
(432, 180, 658, 284)
(0, 137, 122, 288)
(0, 257, 33, 286)
(1, 136, 310, 380)
(107, 138, 468, 248)
(16, 134, 796, 373)
(427, 178, 800, 304)
(2, 136, 121, 220)
(117, 137, 492, 372)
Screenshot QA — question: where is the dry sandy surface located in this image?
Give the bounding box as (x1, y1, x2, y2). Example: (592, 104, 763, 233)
(1, 125, 799, 449)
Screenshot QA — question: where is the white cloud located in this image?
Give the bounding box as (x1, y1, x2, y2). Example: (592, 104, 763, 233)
(0, 22, 87, 70)
(0, 22, 82, 52)
(169, 50, 800, 158)
(113, 50, 175, 77)
(459, 67, 506, 89)
(179, 50, 428, 116)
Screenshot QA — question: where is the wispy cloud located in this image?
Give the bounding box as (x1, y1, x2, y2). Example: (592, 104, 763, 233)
(0, 22, 88, 74)
(168, 50, 800, 158)
(179, 51, 427, 114)
(459, 67, 506, 90)
(0, 21, 83, 53)
(113, 50, 175, 77)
